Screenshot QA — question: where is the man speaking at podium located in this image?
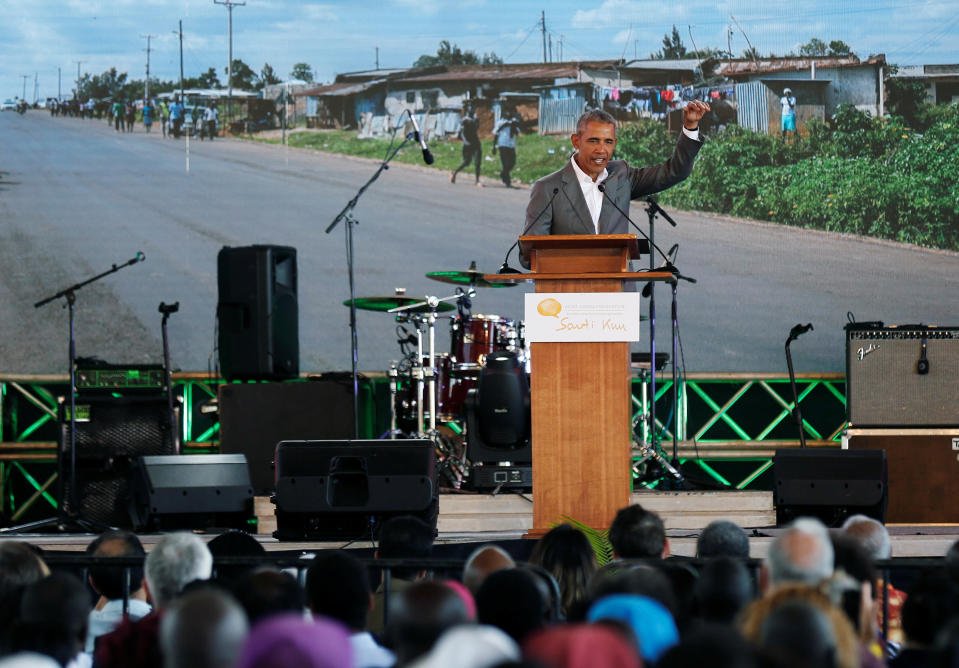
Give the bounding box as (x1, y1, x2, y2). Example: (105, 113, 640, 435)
(520, 102, 710, 268)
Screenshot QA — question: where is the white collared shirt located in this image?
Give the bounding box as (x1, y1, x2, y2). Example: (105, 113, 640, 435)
(569, 156, 608, 233)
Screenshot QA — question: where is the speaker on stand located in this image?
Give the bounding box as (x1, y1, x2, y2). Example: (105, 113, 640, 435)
(217, 245, 299, 381)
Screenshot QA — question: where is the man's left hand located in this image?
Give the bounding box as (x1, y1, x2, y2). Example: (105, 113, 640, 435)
(683, 100, 711, 130)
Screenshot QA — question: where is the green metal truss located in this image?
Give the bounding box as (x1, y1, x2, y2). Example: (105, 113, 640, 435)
(1, 371, 848, 521)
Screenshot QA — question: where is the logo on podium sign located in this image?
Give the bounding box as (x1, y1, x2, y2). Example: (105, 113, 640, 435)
(524, 293, 640, 343)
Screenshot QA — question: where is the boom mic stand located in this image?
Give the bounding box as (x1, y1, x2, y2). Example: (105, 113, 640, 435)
(1, 252, 145, 534)
(326, 122, 412, 439)
(785, 323, 814, 448)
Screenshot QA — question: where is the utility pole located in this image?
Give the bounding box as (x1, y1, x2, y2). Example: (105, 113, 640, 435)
(33, 73, 39, 104)
(58, 66, 61, 99)
(21, 75, 29, 101)
(559, 35, 564, 62)
(548, 33, 552, 63)
(178, 21, 184, 98)
(214, 0, 245, 122)
(72, 61, 85, 99)
(540, 10, 547, 64)
(142, 34, 155, 100)
(375, 46, 379, 70)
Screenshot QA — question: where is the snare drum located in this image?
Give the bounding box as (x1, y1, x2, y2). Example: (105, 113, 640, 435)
(396, 354, 470, 423)
(450, 314, 514, 369)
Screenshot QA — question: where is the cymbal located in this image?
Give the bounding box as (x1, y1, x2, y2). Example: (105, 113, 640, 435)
(426, 269, 517, 288)
(343, 296, 455, 313)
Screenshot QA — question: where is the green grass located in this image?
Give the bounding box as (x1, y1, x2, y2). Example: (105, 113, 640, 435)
(258, 129, 575, 186)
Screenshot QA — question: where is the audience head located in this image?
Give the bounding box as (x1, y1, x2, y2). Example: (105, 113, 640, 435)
(441, 579, 477, 621)
(377, 515, 435, 580)
(17, 572, 92, 667)
(463, 545, 516, 595)
(85, 530, 146, 600)
(763, 517, 833, 591)
(758, 599, 838, 668)
(385, 580, 469, 665)
(237, 614, 351, 668)
(407, 625, 519, 668)
(523, 623, 642, 668)
(207, 530, 265, 586)
(587, 563, 678, 622)
(231, 568, 305, 625)
(840, 514, 891, 560)
(587, 593, 679, 664)
(0, 541, 50, 630)
(476, 568, 548, 644)
(694, 556, 755, 625)
(159, 588, 249, 668)
(608, 504, 668, 559)
(657, 623, 759, 668)
(145, 532, 214, 609)
(306, 550, 372, 632)
(900, 568, 959, 649)
(528, 524, 597, 616)
(945, 538, 959, 584)
(696, 520, 750, 559)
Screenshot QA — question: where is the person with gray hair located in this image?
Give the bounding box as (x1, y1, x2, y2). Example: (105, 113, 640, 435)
(696, 519, 750, 559)
(462, 545, 515, 595)
(95, 533, 214, 668)
(159, 588, 249, 668)
(145, 532, 214, 609)
(841, 514, 891, 560)
(762, 517, 834, 592)
(519, 101, 709, 268)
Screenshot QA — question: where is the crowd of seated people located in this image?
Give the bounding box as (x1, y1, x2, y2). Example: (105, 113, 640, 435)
(1, 507, 958, 668)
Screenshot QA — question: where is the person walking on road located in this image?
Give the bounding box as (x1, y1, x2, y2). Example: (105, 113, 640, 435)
(451, 104, 482, 186)
(169, 96, 185, 138)
(203, 102, 218, 140)
(112, 99, 124, 132)
(142, 100, 154, 133)
(493, 110, 521, 188)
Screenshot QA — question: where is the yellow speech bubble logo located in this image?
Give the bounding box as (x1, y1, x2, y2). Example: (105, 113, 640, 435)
(537, 298, 562, 318)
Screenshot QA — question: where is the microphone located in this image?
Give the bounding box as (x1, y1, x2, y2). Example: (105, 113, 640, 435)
(642, 244, 679, 297)
(646, 196, 678, 227)
(788, 323, 814, 342)
(596, 182, 673, 265)
(406, 110, 435, 165)
(499, 187, 561, 273)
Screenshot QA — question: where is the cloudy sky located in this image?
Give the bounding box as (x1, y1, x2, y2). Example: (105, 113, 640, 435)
(2, 0, 957, 101)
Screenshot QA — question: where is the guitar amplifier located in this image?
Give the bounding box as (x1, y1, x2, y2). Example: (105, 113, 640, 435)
(846, 324, 959, 427)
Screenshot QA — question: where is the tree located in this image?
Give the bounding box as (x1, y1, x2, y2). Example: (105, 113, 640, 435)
(650, 26, 687, 60)
(225, 58, 257, 90)
(260, 63, 282, 88)
(413, 40, 484, 68)
(290, 62, 314, 83)
(742, 46, 761, 61)
(77, 67, 128, 100)
(799, 38, 853, 57)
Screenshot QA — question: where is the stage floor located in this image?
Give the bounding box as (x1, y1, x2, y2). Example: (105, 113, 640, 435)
(2, 490, 956, 558)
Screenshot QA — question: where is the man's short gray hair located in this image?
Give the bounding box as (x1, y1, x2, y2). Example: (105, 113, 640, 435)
(766, 517, 834, 587)
(696, 519, 750, 559)
(145, 533, 213, 609)
(575, 109, 617, 136)
(841, 514, 891, 560)
(159, 588, 248, 668)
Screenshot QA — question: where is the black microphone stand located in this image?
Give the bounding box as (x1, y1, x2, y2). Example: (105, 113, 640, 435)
(1, 252, 145, 534)
(159, 302, 181, 453)
(326, 124, 411, 438)
(785, 323, 814, 449)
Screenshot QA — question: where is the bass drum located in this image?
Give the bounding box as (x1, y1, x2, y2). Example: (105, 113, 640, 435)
(450, 314, 515, 371)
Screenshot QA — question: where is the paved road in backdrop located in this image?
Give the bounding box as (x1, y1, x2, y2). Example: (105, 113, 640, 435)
(2, 111, 958, 376)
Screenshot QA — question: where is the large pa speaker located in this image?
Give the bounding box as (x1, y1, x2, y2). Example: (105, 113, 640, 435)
(128, 454, 254, 531)
(774, 448, 887, 527)
(218, 380, 356, 494)
(273, 439, 437, 540)
(60, 395, 176, 528)
(846, 325, 959, 427)
(217, 245, 299, 381)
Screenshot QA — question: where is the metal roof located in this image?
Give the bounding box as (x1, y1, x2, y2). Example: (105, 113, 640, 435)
(714, 54, 885, 77)
(297, 79, 388, 98)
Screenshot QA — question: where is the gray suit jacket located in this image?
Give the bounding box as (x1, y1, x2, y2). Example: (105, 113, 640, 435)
(519, 132, 702, 267)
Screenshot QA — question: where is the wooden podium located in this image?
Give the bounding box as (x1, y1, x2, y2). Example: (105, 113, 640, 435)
(489, 234, 674, 534)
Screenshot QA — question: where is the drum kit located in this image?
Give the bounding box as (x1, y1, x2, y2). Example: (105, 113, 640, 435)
(344, 263, 526, 487)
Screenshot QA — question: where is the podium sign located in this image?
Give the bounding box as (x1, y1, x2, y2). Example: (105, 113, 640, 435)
(524, 292, 641, 343)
